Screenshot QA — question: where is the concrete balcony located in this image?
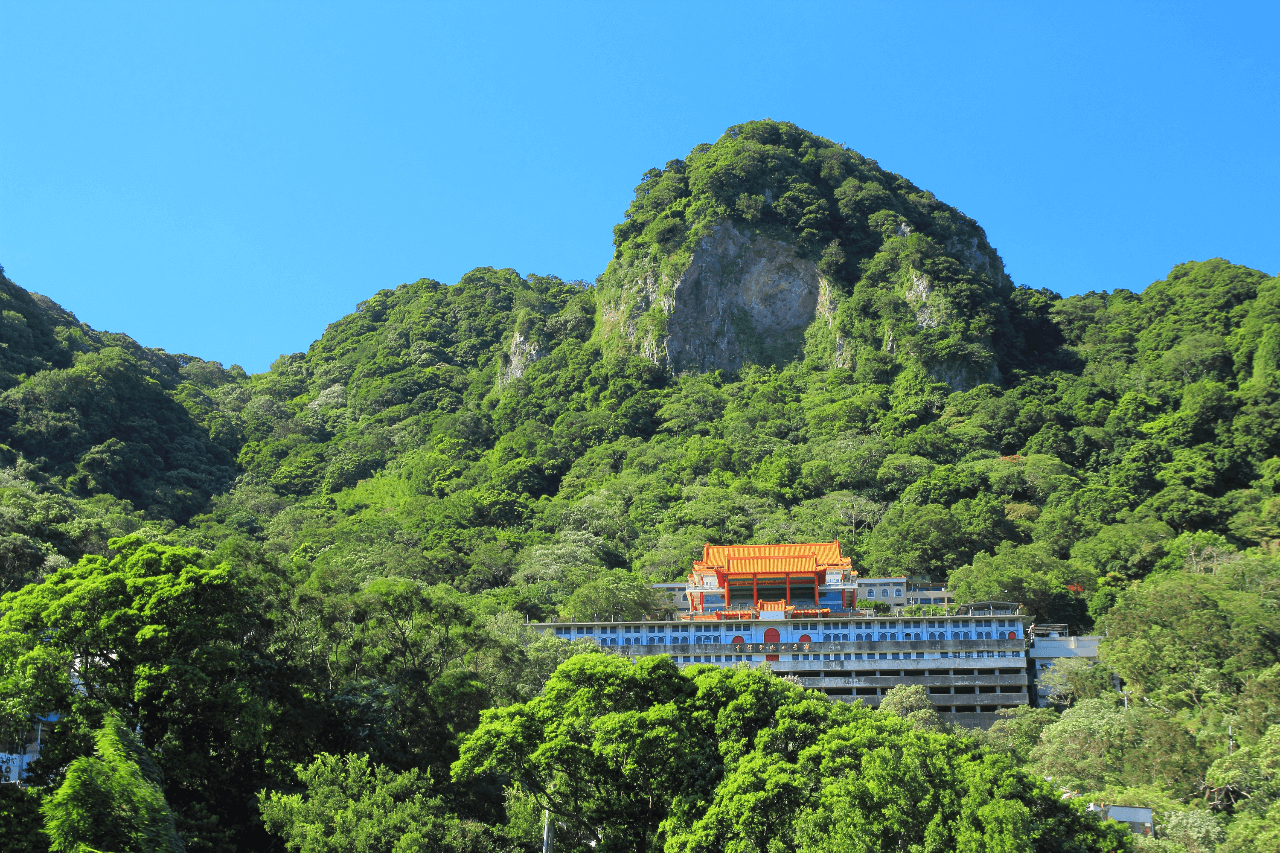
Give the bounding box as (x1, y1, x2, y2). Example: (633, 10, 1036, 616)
(835, 692, 1029, 709)
(774, 672, 1028, 689)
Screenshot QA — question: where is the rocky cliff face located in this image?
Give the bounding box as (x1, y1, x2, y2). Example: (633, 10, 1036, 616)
(600, 221, 833, 374)
(497, 328, 547, 388)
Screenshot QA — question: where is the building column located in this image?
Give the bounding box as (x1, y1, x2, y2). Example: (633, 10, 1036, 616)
(786, 574, 791, 605)
(753, 573, 758, 607)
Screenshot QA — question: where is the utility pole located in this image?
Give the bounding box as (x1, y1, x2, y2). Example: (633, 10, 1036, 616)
(542, 808, 554, 853)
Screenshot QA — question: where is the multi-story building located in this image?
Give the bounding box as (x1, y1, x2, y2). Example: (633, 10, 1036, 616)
(533, 540, 1031, 724)
(1027, 626, 1102, 706)
(1, 717, 48, 786)
(905, 577, 955, 607)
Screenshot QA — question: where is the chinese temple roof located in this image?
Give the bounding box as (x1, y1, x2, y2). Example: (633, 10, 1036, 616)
(698, 540, 848, 569)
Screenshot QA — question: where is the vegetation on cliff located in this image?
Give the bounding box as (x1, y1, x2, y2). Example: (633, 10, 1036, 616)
(1, 121, 1278, 851)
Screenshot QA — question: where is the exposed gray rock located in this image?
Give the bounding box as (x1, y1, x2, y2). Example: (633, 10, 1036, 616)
(929, 358, 1000, 390)
(904, 269, 945, 329)
(602, 221, 830, 374)
(497, 328, 547, 388)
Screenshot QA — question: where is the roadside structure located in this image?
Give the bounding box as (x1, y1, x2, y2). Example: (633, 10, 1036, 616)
(533, 540, 1031, 726)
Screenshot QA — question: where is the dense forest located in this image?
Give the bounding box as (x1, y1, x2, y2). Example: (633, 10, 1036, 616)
(1, 120, 1278, 853)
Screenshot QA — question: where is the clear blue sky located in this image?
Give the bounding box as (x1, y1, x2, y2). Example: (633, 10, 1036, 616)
(3, 2, 1277, 374)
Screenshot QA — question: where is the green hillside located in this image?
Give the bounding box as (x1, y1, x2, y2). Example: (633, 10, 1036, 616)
(2, 121, 1279, 852)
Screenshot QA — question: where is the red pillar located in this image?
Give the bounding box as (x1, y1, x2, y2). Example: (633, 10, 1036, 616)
(753, 573, 758, 607)
(814, 575, 820, 608)
(786, 574, 791, 604)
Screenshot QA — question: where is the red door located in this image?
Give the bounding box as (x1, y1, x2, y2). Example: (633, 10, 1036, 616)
(764, 627, 780, 661)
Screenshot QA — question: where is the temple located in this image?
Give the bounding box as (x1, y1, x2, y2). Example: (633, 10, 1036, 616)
(531, 539, 1031, 726)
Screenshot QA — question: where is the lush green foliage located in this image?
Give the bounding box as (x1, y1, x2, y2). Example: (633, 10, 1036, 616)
(259, 753, 502, 853)
(1, 122, 1278, 850)
(41, 712, 183, 853)
(455, 658, 1133, 853)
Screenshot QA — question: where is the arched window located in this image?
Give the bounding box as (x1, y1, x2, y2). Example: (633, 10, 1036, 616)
(732, 635, 745, 644)
(929, 631, 936, 640)
(764, 627, 780, 643)
(1007, 631, 1017, 639)
(963, 631, 971, 640)
(842, 633, 850, 641)
(798, 634, 812, 643)
(879, 633, 888, 641)
(915, 632, 922, 641)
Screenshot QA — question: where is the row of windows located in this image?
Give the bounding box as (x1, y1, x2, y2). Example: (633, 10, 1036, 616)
(552, 622, 1022, 638)
(668, 650, 1025, 666)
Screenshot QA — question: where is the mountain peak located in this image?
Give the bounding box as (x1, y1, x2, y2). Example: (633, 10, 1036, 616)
(595, 119, 1039, 387)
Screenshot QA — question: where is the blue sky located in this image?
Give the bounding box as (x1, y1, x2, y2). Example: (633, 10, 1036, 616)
(2, 2, 1277, 374)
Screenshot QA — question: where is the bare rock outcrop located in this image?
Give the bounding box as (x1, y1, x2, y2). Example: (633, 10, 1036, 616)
(601, 221, 829, 374)
(497, 328, 546, 388)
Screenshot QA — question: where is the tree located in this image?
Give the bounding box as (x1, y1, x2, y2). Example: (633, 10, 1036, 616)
(1157, 810, 1223, 853)
(1099, 572, 1280, 713)
(878, 683, 945, 731)
(42, 712, 184, 853)
(862, 502, 963, 580)
(950, 542, 1090, 628)
(259, 753, 495, 853)
(1038, 657, 1117, 705)
(1033, 698, 1129, 791)
(283, 574, 491, 780)
(562, 569, 662, 621)
(981, 706, 1060, 765)
(453, 654, 696, 853)
(0, 783, 47, 853)
(0, 536, 279, 851)
(1070, 521, 1176, 581)
(673, 701, 1133, 853)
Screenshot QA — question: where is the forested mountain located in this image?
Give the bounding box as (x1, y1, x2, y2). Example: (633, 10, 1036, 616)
(2, 120, 1278, 853)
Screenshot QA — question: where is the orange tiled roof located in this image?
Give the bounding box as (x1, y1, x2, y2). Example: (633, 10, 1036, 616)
(723, 555, 818, 575)
(702, 541, 845, 567)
